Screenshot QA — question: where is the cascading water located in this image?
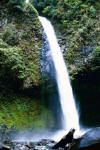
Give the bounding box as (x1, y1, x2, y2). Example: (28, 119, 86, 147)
(26, 0, 29, 3)
(39, 16, 80, 136)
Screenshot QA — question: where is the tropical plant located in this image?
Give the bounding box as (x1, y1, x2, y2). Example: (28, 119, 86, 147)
(8, 0, 25, 12)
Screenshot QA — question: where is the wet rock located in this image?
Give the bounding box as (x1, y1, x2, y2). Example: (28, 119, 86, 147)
(52, 129, 75, 149)
(46, 140, 56, 148)
(67, 138, 82, 150)
(13, 143, 22, 150)
(0, 138, 56, 150)
(25, 142, 34, 149)
(78, 127, 100, 150)
(39, 139, 55, 146)
(70, 127, 100, 150)
(34, 145, 46, 150)
(79, 142, 100, 150)
(0, 142, 10, 150)
(13, 143, 30, 150)
(3, 139, 12, 145)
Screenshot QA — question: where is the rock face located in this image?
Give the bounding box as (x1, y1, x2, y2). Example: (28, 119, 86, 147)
(0, 1, 55, 131)
(53, 1, 100, 128)
(52, 129, 75, 149)
(79, 143, 100, 150)
(78, 127, 100, 149)
(70, 127, 100, 150)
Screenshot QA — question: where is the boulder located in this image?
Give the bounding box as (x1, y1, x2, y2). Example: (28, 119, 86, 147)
(52, 129, 75, 149)
(0, 142, 10, 150)
(70, 127, 100, 150)
(79, 128, 100, 148)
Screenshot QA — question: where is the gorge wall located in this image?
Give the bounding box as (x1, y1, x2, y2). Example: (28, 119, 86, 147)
(30, 0, 100, 128)
(0, 1, 41, 90)
(0, 0, 100, 130)
(0, 1, 54, 130)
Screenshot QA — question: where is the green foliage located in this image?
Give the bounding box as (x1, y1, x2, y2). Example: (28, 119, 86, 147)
(0, 39, 8, 48)
(51, 0, 99, 71)
(91, 46, 100, 70)
(65, 49, 76, 64)
(2, 24, 19, 46)
(29, 0, 99, 78)
(30, 0, 99, 66)
(93, 46, 100, 59)
(0, 2, 42, 89)
(24, 2, 38, 16)
(89, 5, 96, 17)
(42, 6, 52, 17)
(8, 0, 25, 12)
(30, 0, 57, 17)
(0, 92, 54, 129)
(0, 46, 26, 80)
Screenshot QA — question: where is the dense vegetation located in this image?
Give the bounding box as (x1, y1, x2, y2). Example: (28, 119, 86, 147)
(0, 0, 100, 129)
(1, 0, 99, 84)
(0, 92, 54, 129)
(0, 0, 41, 90)
(30, 0, 100, 127)
(0, 0, 45, 129)
(31, 0, 100, 79)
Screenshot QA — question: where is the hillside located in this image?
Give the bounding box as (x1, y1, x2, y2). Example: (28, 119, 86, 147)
(30, 0, 100, 126)
(0, 0, 54, 130)
(0, 0, 41, 90)
(0, 0, 100, 130)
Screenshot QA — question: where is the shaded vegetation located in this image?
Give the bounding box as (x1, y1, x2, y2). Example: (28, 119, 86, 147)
(0, 1, 46, 130)
(8, 0, 25, 13)
(0, 0, 100, 129)
(31, 0, 100, 79)
(0, 92, 54, 129)
(72, 67, 100, 127)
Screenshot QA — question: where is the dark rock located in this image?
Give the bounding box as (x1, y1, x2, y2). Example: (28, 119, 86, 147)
(52, 129, 75, 149)
(25, 142, 34, 149)
(79, 142, 100, 150)
(70, 127, 100, 150)
(46, 140, 56, 148)
(39, 139, 56, 146)
(13, 143, 30, 150)
(3, 139, 11, 145)
(0, 142, 10, 150)
(67, 138, 82, 150)
(34, 145, 46, 150)
(79, 128, 100, 149)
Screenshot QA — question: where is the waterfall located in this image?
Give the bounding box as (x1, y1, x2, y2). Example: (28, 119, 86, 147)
(39, 16, 80, 136)
(26, 0, 29, 3)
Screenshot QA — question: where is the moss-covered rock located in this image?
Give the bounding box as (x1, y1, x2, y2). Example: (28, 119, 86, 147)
(0, 92, 54, 129)
(0, 1, 56, 131)
(0, 1, 42, 90)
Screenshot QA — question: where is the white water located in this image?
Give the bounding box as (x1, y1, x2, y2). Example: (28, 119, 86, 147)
(26, 0, 29, 3)
(39, 17, 80, 137)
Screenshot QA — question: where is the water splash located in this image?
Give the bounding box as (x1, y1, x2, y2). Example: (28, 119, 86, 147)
(26, 0, 29, 3)
(39, 16, 80, 136)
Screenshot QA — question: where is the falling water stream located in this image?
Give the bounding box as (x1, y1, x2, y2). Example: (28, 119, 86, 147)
(39, 17, 81, 138)
(26, 0, 29, 3)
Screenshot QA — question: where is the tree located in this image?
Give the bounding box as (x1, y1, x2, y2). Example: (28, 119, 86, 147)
(30, 0, 57, 17)
(8, 0, 25, 12)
